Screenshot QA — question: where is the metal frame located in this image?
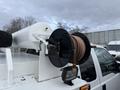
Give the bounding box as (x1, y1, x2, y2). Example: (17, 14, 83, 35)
(5, 48, 13, 85)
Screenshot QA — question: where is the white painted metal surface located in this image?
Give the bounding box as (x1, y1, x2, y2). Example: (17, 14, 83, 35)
(4, 77, 87, 90)
(107, 40, 120, 57)
(0, 52, 88, 90)
(108, 40, 120, 45)
(5, 48, 13, 84)
(38, 44, 61, 82)
(12, 22, 53, 50)
(92, 47, 120, 90)
(0, 53, 39, 79)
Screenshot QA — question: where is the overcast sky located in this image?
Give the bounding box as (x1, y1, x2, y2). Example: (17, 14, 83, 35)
(0, 0, 120, 31)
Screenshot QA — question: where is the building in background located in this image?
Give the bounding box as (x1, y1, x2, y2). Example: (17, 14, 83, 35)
(85, 29, 120, 46)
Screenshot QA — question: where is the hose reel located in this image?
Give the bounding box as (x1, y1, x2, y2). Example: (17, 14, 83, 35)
(48, 29, 91, 85)
(48, 28, 91, 67)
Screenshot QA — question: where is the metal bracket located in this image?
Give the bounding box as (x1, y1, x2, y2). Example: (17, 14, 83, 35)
(33, 34, 48, 54)
(5, 48, 13, 84)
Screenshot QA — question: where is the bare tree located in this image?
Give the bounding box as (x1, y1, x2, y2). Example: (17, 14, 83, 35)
(23, 16, 37, 27)
(57, 22, 88, 33)
(57, 22, 73, 30)
(3, 16, 37, 33)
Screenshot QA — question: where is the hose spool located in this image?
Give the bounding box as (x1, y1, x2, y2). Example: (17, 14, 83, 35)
(48, 28, 91, 68)
(0, 31, 12, 47)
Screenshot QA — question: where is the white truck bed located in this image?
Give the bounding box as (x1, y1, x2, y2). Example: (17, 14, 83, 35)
(0, 52, 87, 90)
(0, 53, 39, 80)
(4, 77, 86, 90)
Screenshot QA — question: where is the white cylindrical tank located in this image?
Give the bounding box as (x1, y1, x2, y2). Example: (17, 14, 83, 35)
(12, 22, 53, 50)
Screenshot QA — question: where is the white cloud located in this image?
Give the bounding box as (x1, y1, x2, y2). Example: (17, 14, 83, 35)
(0, 0, 120, 31)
